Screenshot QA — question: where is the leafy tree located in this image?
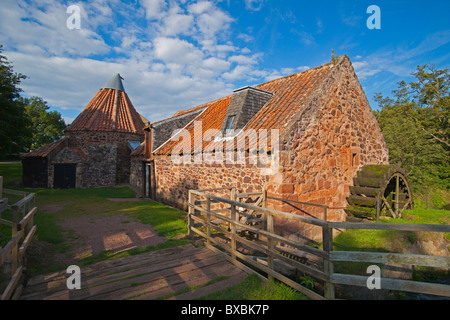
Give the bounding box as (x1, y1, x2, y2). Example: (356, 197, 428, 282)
(0, 45, 31, 158)
(409, 65, 449, 149)
(374, 65, 450, 189)
(19, 96, 66, 151)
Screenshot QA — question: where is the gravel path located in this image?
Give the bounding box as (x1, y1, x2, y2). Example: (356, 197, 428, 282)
(59, 214, 167, 259)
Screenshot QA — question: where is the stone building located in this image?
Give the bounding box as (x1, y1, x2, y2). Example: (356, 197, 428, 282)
(22, 74, 146, 188)
(130, 55, 389, 240)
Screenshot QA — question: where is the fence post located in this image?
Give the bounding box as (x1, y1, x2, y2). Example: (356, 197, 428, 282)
(11, 205, 19, 276)
(230, 203, 237, 259)
(188, 191, 194, 240)
(267, 212, 274, 281)
(376, 193, 381, 223)
(262, 189, 267, 226)
(322, 223, 335, 300)
(206, 197, 211, 244)
(230, 187, 236, 201)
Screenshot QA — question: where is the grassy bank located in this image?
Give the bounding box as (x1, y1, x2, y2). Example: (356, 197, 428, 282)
(198, 273, 309, 300)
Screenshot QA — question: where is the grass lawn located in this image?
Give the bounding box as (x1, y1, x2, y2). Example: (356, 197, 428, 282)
(198, 273, 309, 300)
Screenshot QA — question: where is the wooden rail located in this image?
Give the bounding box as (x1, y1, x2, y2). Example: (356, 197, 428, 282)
(0, 180, 37, 300)
(188, 188, 450, 300)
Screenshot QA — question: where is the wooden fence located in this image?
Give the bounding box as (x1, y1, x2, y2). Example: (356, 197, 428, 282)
(188, 187, 450, 300)
(0, 177, 37, 300)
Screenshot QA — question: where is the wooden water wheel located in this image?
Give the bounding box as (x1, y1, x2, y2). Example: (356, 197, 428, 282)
(345, 165, 414, 220)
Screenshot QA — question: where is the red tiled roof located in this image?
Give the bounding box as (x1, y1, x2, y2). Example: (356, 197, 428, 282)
(154, 60, 334, 156)
(66, 88, 145, 134)
(21, 137, 68, 158)
(154, 96, 232, 155)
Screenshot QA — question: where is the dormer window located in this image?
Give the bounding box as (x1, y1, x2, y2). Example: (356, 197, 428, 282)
(221, 86, 273, 136)
(224, 115, 236, 136)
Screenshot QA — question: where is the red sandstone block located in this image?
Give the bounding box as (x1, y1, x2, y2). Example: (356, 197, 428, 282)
(287, 193, 298, 201)
(278, 184, 294, 194)
(329, 158, 336, 167)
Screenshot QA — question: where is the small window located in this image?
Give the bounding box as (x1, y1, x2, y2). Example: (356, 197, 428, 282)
(128, 140, 141, 151)
(224, 115, 236, 135)
(352, 153, 359, 166)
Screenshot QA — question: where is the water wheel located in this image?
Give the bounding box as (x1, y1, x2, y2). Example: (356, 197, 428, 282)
(345, 165, 414, 220)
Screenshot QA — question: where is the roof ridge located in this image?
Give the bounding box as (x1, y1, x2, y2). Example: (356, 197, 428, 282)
(256, 60, 335, 88)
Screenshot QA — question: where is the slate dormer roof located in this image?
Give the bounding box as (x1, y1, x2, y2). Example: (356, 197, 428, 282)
(66, 74, 145, 135)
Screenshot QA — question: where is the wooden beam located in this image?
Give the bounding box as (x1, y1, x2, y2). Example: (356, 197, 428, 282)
(191, 204, 328, 259)
(189, 190, 328, 227)
(18, 207, 37, 231)
(0, 230, 23, 265)
(19, 225, 37, 260)
(330, 251, 450, 268)
(331, 273, 450, 298)
(381, 195, 396, 218)
(11, 193, 35, 211)
(1, 266, 23, 300)
(330, 221, 450, 233)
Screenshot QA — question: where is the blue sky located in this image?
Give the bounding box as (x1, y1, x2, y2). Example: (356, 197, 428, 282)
(1, 0, 449, 124)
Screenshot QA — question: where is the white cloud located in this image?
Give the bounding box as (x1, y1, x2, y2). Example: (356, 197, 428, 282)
(237, 33, 254, 42)
(0, 0, 313, 123)
(228, 54, 259, 65)
(153, 37, 203, 64)
(140, 0, 167, 20)
(160, 11, 194, 36)
(188, 1, 213, 15)
(195, 9, 234, 40)
(222, 65, 252, 81)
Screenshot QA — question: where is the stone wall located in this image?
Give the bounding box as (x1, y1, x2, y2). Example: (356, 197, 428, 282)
(262, 56, 389, 242)
(86, 145, 118, 187)
(153, 154, 270, 211)
(66, 130, 144, 185)
(130, 155, 144, 193)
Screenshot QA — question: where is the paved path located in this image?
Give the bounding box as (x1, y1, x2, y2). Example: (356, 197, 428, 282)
(21, 244, 247, 300)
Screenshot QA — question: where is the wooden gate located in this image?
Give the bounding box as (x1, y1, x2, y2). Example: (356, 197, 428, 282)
(188, 187, 450, 300)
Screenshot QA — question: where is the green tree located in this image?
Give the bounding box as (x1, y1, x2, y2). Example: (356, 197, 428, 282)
(19, 96, 66, 151)
(409, 65, 449, 149)
(0, 45, 31, 158)
(374, 65, 450, 189)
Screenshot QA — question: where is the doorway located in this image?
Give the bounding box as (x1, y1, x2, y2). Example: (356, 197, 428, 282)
(54, 164, 76, 189)
(144, 162, 155, 199)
